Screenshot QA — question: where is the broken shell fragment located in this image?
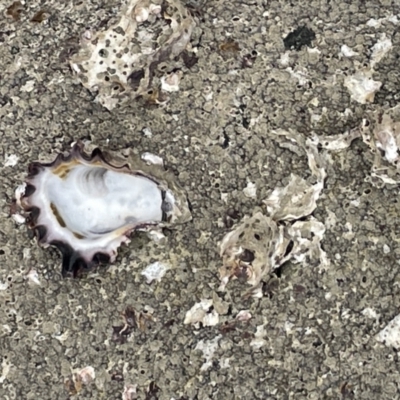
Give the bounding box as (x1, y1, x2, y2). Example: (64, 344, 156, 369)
(19, 142, 191, 277)
(344, 68, 382, 104)
(360, 105, 400, 185)
(220, 130, 328, 294)
(184, 299, 219, 327)
(219, 212, 290, 290)
(69, 0, 195, 110)
(263, 173, 322, 220)
(219, 213, 327, 294)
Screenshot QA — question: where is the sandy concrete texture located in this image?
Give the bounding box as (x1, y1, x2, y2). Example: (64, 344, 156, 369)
(1, 0, 400, 399)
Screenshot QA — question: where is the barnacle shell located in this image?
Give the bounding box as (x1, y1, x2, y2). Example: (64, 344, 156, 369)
(20, 142, 191, 277)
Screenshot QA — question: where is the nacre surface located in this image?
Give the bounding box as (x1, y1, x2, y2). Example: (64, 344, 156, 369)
(20, 142, 191, 276)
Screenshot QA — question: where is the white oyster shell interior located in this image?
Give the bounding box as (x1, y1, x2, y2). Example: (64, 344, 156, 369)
(36, 165, 163, 235)
(21, 143, 191, 276)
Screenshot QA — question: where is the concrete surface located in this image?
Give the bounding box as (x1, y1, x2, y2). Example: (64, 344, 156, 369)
(1, 0, 400, 399)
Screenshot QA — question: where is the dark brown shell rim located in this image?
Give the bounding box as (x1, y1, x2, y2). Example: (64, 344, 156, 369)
(21, 142, 149, 278)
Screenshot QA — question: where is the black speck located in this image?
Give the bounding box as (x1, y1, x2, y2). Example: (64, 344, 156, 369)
(181, 50, 198, 69)
(240, 249, 255, 263)
(242, 116, 250, 129)
(146, 381, 161, 400)
(220, 131, 230, 149)
(283, 26, 316, 51)
(127, 69, 145, 91)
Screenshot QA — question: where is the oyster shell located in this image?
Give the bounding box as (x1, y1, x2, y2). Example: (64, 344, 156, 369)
(19, 142, 191, 277)
(69, 0, 196, 110)
(219, 131, 328, 295)
(219, 212, 289, 289)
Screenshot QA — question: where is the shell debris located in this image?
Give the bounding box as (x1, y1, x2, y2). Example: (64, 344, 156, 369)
(340, 44, 358, 58)
(184, 299, 219, 327)
(69, 0, 196, 110)
(243, 180, 257, 198)
(343, 34, 392, 104)
(311, 128, 361, 151)
(377, 314, 400, 349)
(250, 325, 267, 349)
(370, 33, 392, 68)
(141, 261, 169, 284)
(344, 68, 382, 105)
(65, 366, 95, 395)
(26, 269, 41, 285)
(3, 154, 19, 167)
(123, 384, 138, 400)
(235, 310, 252, 321)
(361, 105, 400, 185)
(194, 335, 222, 371)
(140, 152, 164, 166)
(219, 130, 328, 294)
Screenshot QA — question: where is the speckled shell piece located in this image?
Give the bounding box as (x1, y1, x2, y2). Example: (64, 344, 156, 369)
(69, 0, 195, 110)
(20, 142, 191, 277)
(219, 212, 289, 289)
(219, 213, 327, 294)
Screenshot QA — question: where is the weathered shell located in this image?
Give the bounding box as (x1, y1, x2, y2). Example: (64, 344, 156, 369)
(69, 0, 196, 110)
(19, 142, 191, 277)
(361, 105, 400, 185)
(219, 131, 328, 295)
(219, 212, 289, 290)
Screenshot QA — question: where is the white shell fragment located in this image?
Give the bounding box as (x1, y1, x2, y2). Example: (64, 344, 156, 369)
(123, 384, 138, 400)
(11, 213, 26, 224)
(377, 314, 400, 349)
(370, 34, 392, 68)
(369, 110, 400, 164)
(184, 299, 219, 327)
(312, 129, 361, 151)
(243, 181, 257, 198)
(220, 130, 328, 293)
(264, 174, 322, 220)
(250, 325, 267, 349)
(19, 142, 191, 277)
(69, 0, 195, 110)
(14, 183, 27, 207)
(344, 68, 382, 104)
(160, 70, 183, 92)
(194, 335, 221, 371)
(141, 261, 169, 283)
(75, 366, 95, 386)
(374, 113, 400, 164)
(65, 366, 96, 394)
(361, 105, 400, 185)
(26, 269, 41, 285)
(141, 152, 164, 166)
(340, 44, 358, 58)
(3, 154, 19, 167)
(235, 310, 252, 321)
